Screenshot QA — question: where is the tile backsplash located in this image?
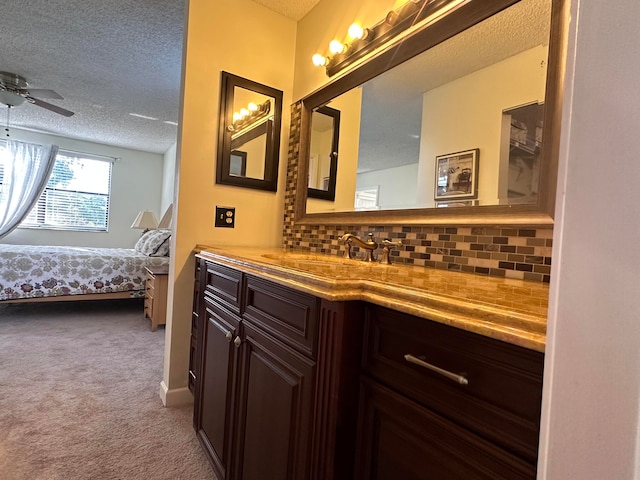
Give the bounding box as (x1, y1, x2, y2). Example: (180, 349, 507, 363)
(282, 103, 553, 283)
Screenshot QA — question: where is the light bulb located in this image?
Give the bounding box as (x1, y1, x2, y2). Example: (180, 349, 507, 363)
(233, 112, 241, 121)
(248, 103, 258, 111)
(240, 108, 249, 117)
(348, 24, 364, 40)
(312, 53, 327, 67)
(329, 40, 345, 54)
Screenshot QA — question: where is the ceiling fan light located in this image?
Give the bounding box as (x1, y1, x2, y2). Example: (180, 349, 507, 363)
(0, 91, 26, 107)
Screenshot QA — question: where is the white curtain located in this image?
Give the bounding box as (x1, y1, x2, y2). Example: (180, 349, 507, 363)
(0, 140, 58, 239)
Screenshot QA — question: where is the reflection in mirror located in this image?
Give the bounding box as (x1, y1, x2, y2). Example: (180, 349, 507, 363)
(308, 106, 340, 201)
(304, 0, 553, 215)
(216, 72, 282, 191)
(501, 102, 544, 201)
(230, 150, 247, 176)
(229, 118, 272, 179)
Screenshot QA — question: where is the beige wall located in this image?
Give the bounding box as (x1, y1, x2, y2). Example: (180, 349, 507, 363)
(162, 0, 296, 405)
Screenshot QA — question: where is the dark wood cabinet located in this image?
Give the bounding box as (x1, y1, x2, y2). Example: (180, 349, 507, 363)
(356, 304, 544, 479)
(192, 256, 544, 480)
(233, 320, 316, 480)
(194, 259, 344, 480)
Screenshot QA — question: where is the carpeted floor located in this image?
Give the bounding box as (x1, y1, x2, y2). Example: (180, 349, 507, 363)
(0, 299, 216, 480)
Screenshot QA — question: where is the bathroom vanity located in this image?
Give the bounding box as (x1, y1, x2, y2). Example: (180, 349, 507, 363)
(191, 247, 547, 480)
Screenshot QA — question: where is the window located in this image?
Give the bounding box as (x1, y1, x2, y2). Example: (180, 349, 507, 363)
(20, 149, 114, 232)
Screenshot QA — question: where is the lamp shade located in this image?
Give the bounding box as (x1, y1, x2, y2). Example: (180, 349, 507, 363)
(131, 210, 158, 230)
(157, 204, 173, 230)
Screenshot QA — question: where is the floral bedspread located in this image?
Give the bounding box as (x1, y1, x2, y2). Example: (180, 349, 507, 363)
(0, 244, 169, 301)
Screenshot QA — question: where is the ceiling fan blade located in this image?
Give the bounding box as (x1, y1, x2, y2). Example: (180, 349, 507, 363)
(22, 88, 64, 100)
(27, 97, 74, 117)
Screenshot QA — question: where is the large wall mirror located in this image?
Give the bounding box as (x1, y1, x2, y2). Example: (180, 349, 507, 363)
(217, 72, 283, 191)
(297, 0, 568, 225)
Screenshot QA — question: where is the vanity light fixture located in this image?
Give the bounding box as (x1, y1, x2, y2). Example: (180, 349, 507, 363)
(312, 0, 457, 77)
(347, 23, 371, 41)
(228, 99, 271, 133)
(329, 40, 346, 54)
(312, 54, 329, 67)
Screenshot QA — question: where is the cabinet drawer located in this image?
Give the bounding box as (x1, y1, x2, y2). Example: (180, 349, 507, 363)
(362, 304, 544, 462)
(203, 261, 242, 315)
(243, 275, 319, 359)
(355, 377, 535, 480)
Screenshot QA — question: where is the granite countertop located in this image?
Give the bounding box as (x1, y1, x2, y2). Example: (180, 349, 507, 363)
(196, 246, 548, 352)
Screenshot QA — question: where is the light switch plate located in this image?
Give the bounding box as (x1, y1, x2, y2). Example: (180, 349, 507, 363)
(215, 206, 235, 228)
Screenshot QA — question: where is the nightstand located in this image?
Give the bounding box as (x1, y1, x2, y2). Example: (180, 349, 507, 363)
(144, 265, 169, 331)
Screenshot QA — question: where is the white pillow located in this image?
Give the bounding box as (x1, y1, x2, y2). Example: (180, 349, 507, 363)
(134, 230, 154, 253)
(150, 231, 171, 257)
(134, 230, 171, 256)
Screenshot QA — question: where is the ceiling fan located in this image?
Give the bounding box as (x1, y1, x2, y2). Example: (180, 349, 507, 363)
(0, 71, 74, 117)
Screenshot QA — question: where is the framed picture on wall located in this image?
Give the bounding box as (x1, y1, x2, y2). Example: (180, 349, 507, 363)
(434, 148, 479, 200)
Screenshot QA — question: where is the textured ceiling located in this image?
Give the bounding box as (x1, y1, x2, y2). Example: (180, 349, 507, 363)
(251, 0, 321, 20)
(1, 0, 185, 154)
(0, 0, 318, 154)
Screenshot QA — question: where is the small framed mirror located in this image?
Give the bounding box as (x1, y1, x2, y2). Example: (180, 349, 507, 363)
(308, 106, 340, 201)
(216, 72, 283, 191)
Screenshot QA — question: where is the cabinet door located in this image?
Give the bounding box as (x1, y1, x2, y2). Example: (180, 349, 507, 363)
(189, 258, 204, 393)
(233, 321, 316, 480)
(196, 300, 240, 480)
(355, 378, 535, 480)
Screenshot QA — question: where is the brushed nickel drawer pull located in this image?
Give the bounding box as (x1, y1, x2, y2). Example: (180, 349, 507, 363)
(234, 336, 242, 348)
(225, 331, 233, 342)
(404, 354, 469, 386)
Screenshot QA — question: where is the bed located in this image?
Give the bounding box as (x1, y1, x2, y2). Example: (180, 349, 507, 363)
(0, 232, 171, 303)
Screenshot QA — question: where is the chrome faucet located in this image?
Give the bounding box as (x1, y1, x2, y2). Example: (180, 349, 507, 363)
(380, 239, 403, 264)
(340, 233, 378, 261)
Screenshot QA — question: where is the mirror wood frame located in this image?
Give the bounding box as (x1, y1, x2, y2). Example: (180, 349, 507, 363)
(216, 71, 283, 192)
(307, 105, 341, 201)
(294, 0, 569, 226)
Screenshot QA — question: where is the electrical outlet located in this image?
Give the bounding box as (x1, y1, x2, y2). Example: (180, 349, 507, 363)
(215, 206, 235, 228)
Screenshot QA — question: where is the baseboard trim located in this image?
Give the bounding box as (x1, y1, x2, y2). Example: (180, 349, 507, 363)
(159, 381, 193, 407)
